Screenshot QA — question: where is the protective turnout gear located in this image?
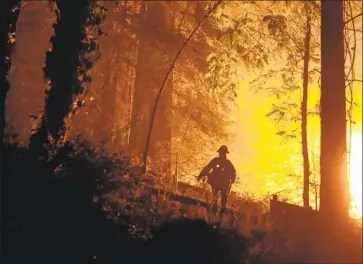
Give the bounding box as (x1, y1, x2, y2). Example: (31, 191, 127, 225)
(198, 149, 236, 211)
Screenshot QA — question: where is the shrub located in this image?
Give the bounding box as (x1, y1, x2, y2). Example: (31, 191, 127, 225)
(2, 134, 136, 262)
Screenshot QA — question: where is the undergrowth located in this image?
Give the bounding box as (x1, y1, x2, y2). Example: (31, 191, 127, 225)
(4, 130, 360, 263)
(3, 131, 283, 263)
(103, 157, 292, 263)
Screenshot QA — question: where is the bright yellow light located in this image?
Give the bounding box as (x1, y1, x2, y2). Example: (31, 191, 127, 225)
(349, 133, 362, 219)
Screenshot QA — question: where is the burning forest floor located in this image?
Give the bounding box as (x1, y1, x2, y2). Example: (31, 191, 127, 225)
(2, 137, 362, 264)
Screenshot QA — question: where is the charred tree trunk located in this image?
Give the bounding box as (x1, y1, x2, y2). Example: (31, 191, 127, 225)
(302, 7, 311, 208)
(320, 0, 348, 222)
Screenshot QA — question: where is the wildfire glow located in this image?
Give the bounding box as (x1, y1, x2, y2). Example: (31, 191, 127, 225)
(349, 133, 362, 219)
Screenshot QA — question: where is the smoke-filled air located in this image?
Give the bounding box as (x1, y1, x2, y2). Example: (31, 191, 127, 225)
(1, 1, 362, 263)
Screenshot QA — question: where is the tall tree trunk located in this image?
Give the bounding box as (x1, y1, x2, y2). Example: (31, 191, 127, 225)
(115, 42, 137, 149)
(125, 42, 138, 146)
(94, 3, 122, 151)
(95, 47, 118, 148)
(0, 0, 20, 146)
(69, 1, 122, 149)
(148, 5, 174, 173)
(149, 70, 173, 172)
(28, 0, 104, 159)
(302, 6, 311, 208)
(130, 1, 174, 171)
(6, 2, 53, 145)
(320, 0, 348, 222)
(129, 3, 149, 158)
(141, 0, 222, 174)
(111, 1, 138, 152)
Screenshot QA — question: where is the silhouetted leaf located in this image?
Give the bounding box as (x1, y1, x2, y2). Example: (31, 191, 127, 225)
(276, 131, 286, 136)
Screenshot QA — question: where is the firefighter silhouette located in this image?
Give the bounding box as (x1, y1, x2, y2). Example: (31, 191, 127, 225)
(197, 145, 236, 212)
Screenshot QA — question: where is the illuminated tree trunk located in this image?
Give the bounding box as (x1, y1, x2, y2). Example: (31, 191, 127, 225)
(112, 1, 138, 151)
(96, 46, 118, 148)
(302, 6, 311, 208)
(129, 3, 149, 158)
(320, 0, 348, 221)
(0, 0, 20, 146)
(95, 3, 127, 151)
(130, 2, 173, 171)
(122, 42, 137, 146)
(148, 5, 174, 173)
(6, 2, 53, 144)
(70, 1, 134, 150)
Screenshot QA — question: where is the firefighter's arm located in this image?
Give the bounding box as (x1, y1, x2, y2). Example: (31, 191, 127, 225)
(197, 159, 215, 181)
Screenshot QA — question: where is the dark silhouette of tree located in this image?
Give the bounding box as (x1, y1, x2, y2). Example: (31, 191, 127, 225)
(320, 0, 348, 222)
(0, 1, 21, 256)
(28, 0, 106, 159)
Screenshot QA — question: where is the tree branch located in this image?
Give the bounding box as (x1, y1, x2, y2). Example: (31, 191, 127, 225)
(142, 0, 223, 171)
(346, 27, 362, 33)
(344, 12, 362, 25)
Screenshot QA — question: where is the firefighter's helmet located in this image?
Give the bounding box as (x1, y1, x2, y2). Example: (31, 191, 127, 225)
(217, 145, 229, 154)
